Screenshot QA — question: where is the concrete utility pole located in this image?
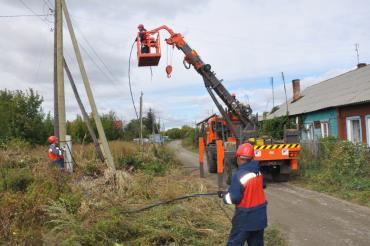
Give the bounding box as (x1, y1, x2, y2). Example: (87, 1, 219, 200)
(62, 0, 115, 171)
(63, 59, 105, 162)
(271, 77, 275, 109)
(56, 0, 66, 142)
(53, 2, 59, 138)
(140, 91, 143, 154)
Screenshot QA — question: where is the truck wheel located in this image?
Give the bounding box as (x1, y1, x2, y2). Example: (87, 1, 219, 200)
(272, 173, 290, 182)
(206, 151, 217, 173)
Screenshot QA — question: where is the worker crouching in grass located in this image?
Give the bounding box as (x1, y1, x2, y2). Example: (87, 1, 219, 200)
(47, 135, 65, 169)
(218, 143, 267, 246)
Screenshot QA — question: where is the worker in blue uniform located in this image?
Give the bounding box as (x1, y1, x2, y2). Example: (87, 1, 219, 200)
(218, 143, 267, 246)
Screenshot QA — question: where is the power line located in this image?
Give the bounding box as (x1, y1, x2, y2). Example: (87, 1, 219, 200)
(0, 14, 50, 18)
(68, 16, 139, 118)
(17, 0, 53, 25)
(42, 0, 53, 9)
(72, 19, 117, 82)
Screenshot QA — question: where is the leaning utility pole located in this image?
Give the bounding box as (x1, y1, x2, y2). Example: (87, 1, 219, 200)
(55, 0, 66, 142)
(62, 0, 115, 171)
(63, 58, 105, 162)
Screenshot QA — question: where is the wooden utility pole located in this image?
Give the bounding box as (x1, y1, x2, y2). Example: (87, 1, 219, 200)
(62, 0, 115, 171)
(56, 0, 66, 142)
(63, 58, 105, 162)
(139, 91, 143, 154)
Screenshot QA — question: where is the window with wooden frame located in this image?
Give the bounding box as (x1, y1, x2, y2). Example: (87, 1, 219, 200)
(320, 121, 329, 138)
(346, 116, 362, 144)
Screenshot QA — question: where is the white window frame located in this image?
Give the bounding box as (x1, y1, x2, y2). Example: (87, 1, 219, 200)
(346, 116, 362, 144)
(305, 123, 314, 140)
(366, 115, 370, 146)
(320, 121, 329, 138)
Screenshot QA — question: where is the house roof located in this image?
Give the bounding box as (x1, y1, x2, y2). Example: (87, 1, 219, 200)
(267, 64, 370, 119)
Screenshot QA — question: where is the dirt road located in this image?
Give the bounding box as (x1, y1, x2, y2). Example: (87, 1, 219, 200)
(169, 140, 370, 246)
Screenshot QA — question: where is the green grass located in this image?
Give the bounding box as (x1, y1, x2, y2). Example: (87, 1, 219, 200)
(181, 138, 198, 153)
(0, 140, 288, 245)
(265, 224, 288, 246)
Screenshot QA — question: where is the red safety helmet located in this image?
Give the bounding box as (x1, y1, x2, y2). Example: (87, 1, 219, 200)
(236, 143, 254, 158)
(231, 93, 236, 97)
(48, 135, 58, 144)
(137, 24, 144, 29)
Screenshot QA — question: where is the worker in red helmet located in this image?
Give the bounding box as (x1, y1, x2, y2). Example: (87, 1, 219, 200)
(218, 143, 267, 246)
(48, 136, 64, 169)
(137, 24, 149, 53)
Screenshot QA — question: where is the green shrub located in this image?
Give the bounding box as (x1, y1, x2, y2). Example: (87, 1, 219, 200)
(83, 160, 102, 177)
(143, 160, 167, 176)
(297, 138, 370, 205)
(0, 168, 34, 192)
(117, 154, 143, 170)
(58, 193, 82, 214)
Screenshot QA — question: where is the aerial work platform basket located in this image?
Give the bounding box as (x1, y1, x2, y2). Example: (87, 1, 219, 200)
(137, 31, 161, 67)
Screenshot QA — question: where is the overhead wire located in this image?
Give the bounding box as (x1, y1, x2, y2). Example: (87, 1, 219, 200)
(0, 14, 50, 18)
(68, 16, 139, 118)
(17, 0, 52, 24)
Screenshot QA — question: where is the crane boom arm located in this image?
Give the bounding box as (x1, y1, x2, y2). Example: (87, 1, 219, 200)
(147, 26, 256, 130)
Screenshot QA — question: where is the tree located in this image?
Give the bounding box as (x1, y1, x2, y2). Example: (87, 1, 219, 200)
(143, 108, 160, 134)
(0, 89, 48, 144)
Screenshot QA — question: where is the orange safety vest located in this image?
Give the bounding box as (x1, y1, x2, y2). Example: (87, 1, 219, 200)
(48, 145, 63, 161)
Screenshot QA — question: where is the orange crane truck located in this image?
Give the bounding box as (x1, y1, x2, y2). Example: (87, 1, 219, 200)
(135, 25, 301, 183)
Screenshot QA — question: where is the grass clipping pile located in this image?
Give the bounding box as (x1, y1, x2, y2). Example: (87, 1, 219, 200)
(1, 140, 286, 245)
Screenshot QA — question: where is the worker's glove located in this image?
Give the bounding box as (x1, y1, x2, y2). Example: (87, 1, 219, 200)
(217, 191, 226, 198)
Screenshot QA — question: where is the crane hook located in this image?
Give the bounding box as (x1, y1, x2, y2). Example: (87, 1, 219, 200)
(166, 65, 173, 78)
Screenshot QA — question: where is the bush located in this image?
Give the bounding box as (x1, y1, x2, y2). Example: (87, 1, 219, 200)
(83, 160, 103, 177)
(297, 138, 370, 205)
(143, 160, 167, 176)
(117, 154, 143, 170)
(58, 193, 82, 214)
(0, 168, 34, 192)
(259, 116, 296, 139)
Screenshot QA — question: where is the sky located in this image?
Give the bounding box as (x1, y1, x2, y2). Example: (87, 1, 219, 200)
(1, 0, 370, 129)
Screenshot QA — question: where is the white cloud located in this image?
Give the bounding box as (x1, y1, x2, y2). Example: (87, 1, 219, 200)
(1, 0, 370, 129)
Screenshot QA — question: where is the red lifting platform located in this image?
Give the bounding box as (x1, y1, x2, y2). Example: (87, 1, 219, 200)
(137, 31, 161, 67)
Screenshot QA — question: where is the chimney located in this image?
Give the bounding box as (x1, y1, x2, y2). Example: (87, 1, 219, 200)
(292, 79, 301, 102)
(357, 63, 367, 69)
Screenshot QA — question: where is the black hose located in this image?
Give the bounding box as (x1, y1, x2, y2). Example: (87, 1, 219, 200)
(128, 40, 139, 119)
(123, 192, 219, 214)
